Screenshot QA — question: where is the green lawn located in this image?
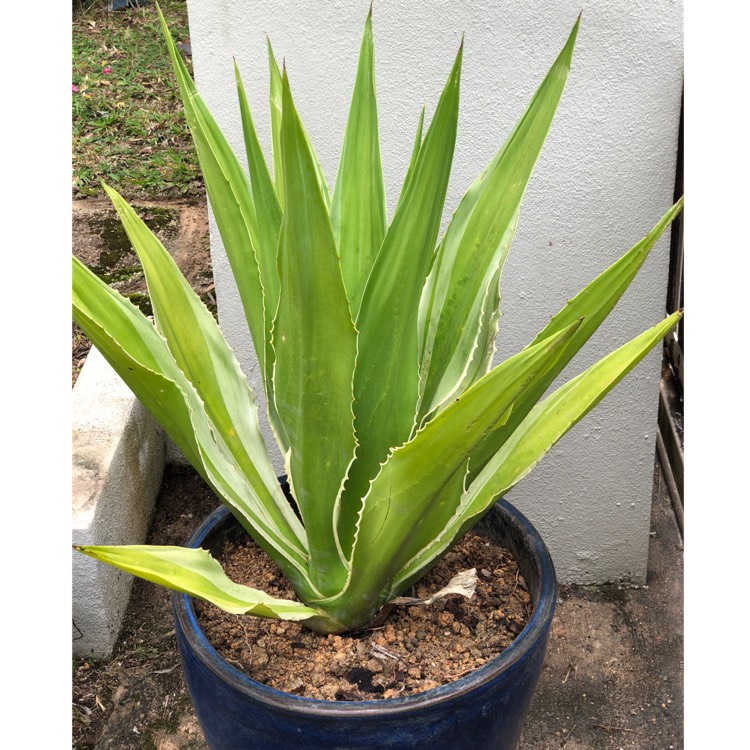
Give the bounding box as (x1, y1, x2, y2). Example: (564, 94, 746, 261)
(72, 0, 203, 199)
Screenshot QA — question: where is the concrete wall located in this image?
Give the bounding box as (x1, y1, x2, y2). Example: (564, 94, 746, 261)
(184, 0, 683, 583)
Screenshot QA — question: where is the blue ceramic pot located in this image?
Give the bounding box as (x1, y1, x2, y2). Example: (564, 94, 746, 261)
(172, 498, 557, 750)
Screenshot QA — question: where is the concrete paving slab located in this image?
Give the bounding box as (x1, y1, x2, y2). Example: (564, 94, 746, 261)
(519, 461, 683, 748)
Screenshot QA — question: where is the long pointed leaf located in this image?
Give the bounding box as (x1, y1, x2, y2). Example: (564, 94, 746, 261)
(340, 42, 463, 529)
(234, 62, 289, 438)
(467, 198, 684, 480)
(267, 38, 331, 212)
(330, 9, 387, 316)
(235, 62, 282, 241)
(75, 544, 320, 620)
(418, 18, 579, 421)
(267, 36, 285, 210)
(235, 60, 282, 285)
(395, 104, 425, 212)
(104, 185, 306, 550)
(73, 256, 204, 471)
(272, 69, 359, 596)
(462, 311, 683, 532)
(234, 62, 288, 448)
(391, 311, 682, 593)
(157, 7, 276, 415)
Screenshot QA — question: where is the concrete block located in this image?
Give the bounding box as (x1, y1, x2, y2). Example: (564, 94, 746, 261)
(72, 346, 166, 659)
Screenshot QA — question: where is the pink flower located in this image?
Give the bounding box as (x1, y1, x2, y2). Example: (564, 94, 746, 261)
(103, 66, 112, 75)
(72, 84, 79, 93)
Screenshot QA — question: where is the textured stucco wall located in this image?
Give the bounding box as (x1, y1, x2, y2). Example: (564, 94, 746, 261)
(184, 0, 682, 582)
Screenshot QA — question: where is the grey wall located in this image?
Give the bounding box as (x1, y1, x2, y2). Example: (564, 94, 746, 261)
(184, 0, 683, 583)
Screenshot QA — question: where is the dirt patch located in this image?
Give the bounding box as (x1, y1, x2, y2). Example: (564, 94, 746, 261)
(73, 467, 218, 750)
(71, 198, 214, 385)
(196, 530, 531, 701)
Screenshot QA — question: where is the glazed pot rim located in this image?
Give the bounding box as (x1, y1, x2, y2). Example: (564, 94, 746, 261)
(172, 498, 557, 716)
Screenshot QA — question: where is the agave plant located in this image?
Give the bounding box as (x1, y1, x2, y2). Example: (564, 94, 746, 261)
(73, 7, 682, 634)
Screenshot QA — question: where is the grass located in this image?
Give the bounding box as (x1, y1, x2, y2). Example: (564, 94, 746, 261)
(72, 0, 203, 199)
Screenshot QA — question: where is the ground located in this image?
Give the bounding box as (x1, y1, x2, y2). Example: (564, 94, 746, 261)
(72, 468, 216, 750)
(72, 457, 683, 749)
(72, 0, 209, 383)
(72, 1, 201, 200)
